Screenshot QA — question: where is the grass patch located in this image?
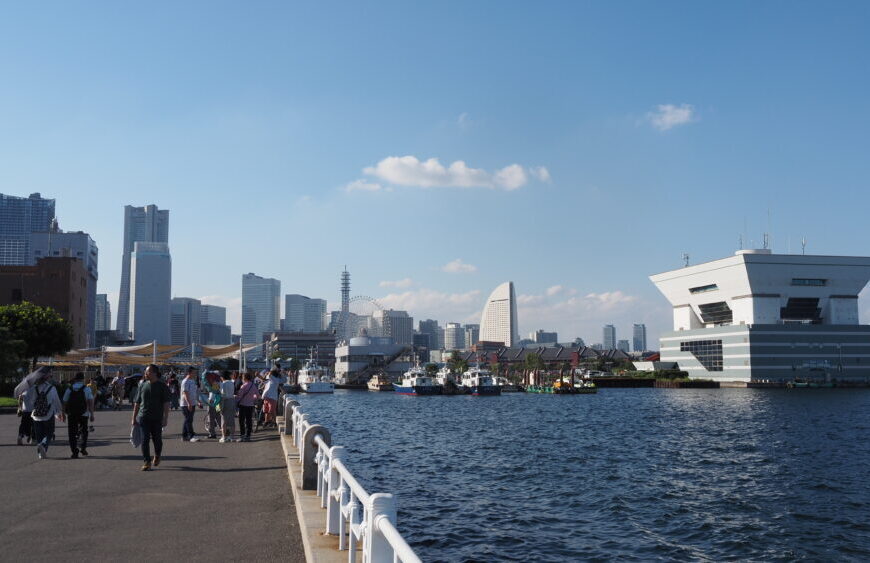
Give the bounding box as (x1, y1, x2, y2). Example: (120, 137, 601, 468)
(0, 397, 17, 408)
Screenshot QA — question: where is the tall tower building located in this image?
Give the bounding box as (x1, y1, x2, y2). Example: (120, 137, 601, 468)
(284, 294, 327, 333)
(341, 267, 350, 315)
(242, 273, 281, 345)
(130, 242, 171, 344)
(464, 324, 480, 348)
(95, 294, 111, 332)
(603, 325, 616, 349)
(373, 309, 414, 345)
(117, 204, 169, 338)
(632, 324, 647, 352)
(170, 297, 202, 346)
(479, 281, 519, 346)
(201, 304, 231, 345)
(0, 192, 56, 265)
(444, 322, 466, 350)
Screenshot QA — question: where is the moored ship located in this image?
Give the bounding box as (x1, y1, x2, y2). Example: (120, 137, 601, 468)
(393, 364, 442, 396)
(461, 366, 501, 396)
(367, 373, 394, 391)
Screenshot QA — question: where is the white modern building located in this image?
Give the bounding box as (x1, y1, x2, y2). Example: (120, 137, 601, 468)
(242, 273, 281, 346)
(334, 335, 411, 384)
(118, 204, 169, 338)
(284, 294, 327, 333)
(479, 281, 519, 346)
(650, 249, 870, 383)
(444, 322, 465, 350)
(373, 309, 414, 346)
(129, 241, 171, 344)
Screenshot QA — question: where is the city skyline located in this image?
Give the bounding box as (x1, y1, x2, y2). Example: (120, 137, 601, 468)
(3, 4, 870, 345)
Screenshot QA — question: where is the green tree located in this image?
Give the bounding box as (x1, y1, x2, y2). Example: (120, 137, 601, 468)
(288, 358, 302, 373)
(424, 363, 438, 376)
(0, 326, 26, 380)
(525, 353, 544, 384)
(0, 302, 74, 368)
(447, 352, 468, 374)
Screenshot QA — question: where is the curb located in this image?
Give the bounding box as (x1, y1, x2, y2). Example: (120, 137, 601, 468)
(277, 416, 345, 563)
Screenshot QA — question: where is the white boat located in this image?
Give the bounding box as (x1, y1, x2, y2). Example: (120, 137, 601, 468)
(394, 364, 441, 396)
(367, 373, 394, 391)
(435, 366, 465, 395)
(460, 366, 501, 396)
(494, 376, 522, 392)
(298, 358, 334, 393)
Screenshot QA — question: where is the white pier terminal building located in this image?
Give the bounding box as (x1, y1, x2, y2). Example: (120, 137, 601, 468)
(650, 249, 870, 383)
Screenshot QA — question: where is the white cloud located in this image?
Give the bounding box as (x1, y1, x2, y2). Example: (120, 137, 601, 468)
(457, 112, 470, 129)
(647, 103, 696, 131)
(442, 258, 477, 274)
(378, 288, 482, 321)
(345, 179, 384, 192)
(353, 155, 549, 192)
(379, 278, 414, 289)
(546, 285, 563, 297)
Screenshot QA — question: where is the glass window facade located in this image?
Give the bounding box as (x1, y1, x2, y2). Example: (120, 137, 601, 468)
(689, 283, 719, 294)
(791, 278, 826, 286)
(698, 301, 733, 325)
(680, 339, 723, 371)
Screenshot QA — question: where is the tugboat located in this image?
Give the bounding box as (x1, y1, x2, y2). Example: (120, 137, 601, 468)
(393, 364, 442, 396)
(367, 373, 394, 391)
(298, 355, 334, 393)
(460, 366, 501, 396)
(494, 376, 522, 392)
(435, 366, 466, 395)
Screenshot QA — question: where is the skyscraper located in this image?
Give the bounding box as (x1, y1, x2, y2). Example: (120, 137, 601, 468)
(95, 294, 111, 332)
(602, 324, 616, 350)
(284, 294, 327, 333)
(617, 339, 630, 353)
(373, 309, 414, 345)
(0, 192, 55, 265)
(242, 273, 280, 345)
(130, 242, 171, 344)
(201, 304, 231, 345)
(464, 324, 480, 348)
(170, 297, 202, 346)
(632, 323, 647, 352)
(418, 319, 441, 349)
(117, 204, 169, 337)
(479, 281, 519, 346)
(444, 322, 466, 350)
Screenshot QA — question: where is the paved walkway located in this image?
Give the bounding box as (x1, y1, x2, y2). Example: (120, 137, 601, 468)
(0, 408, 305, 562)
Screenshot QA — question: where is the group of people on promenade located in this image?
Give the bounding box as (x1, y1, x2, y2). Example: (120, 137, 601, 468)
(15, 364, 290, 471)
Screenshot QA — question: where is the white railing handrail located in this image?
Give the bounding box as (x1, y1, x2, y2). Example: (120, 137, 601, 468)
(284, 397, 422, 563)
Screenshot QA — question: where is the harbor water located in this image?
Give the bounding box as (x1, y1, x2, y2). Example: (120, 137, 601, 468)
(294, 389, 870, 562)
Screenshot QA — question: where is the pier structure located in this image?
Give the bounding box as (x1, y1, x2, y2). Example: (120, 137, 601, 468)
(279, 397, 421, 563)
(650, 249, 870, 383)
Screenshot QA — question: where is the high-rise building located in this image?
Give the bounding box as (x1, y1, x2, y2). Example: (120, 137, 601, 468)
(444, 322, 465, 350)
(373, 309, 414, 345)
(117, 204, 169, 337)
(95, 294, 111, 332)
(633, 324, 647, 352)
(30, 229, 98, 347)
(201, 304, 231, 345)
(130, 242, 171, 344)
(341, 268, 350, 315)
(284, 294, 327, 333)
(464, 324, 480, 348)
(0, 192, 55, 266)
(479, 281, 519, 346)
(418, 319, 441, 349)
(602, 325, 616, 349)
(170, 297, 201, 346)
(531, 329, 558, 344)
(242, 273, 280, 345)
(617, 339, 630, 353)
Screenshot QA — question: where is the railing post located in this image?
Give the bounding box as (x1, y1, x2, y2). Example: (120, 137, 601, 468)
(301, 424, 331, 490)
(284, 398, 299, 435)
(365, 493, 397, 563)
(296, 413, 309, 450)
(326, 446, 346, 535)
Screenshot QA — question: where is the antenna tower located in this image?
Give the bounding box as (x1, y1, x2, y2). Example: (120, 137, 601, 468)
(801, 237, 807, 255)
(341, 267, 350, 315)
(682, 252, 690, 268)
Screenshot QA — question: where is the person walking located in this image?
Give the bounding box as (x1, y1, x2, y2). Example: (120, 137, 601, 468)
(63, 373, 95, 458)
(219, 372, 236, 443)
(30, 372, 63, 459)
(17, 387, 34, 445)
(167, 372, 180, 410)
(180, 367, 200, 442)
(131, 364, 170, 471)
(202, 371, 221, 439)
(261, 370, 281, 428)
(235, 372, 259, 442)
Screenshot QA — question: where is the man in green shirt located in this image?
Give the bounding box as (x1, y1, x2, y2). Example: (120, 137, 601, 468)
(132, 364, 170, 471)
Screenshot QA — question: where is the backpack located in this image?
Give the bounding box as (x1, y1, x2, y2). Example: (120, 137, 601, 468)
(33, 385, 51, 418)
(66, 386, 88, 417)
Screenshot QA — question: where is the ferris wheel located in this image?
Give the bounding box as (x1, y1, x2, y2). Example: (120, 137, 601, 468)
(334, 295, 392, 343)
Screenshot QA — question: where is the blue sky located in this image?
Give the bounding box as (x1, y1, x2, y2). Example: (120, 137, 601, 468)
(2, 1, 869, 344)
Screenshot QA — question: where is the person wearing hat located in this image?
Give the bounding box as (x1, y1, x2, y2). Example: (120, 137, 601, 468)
(63, 372, 95, 459)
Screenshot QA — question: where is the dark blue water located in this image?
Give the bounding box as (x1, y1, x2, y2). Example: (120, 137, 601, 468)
(294, 389, 870, 562)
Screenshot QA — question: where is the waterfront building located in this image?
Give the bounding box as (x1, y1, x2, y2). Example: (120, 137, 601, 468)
(30, 229, 99, 347)
(479, 281, 519, 347)
(242, 273, 280, 346)
(117, 204, 169, 338)
(444, 322, 465, 350)
(464, 323, 480, 348)
(0, 192, 55, 266)
(650, 249, 870, 383)
(170, 297, 201, 346)
(633, 323, 647, 353)
(334, 335, 411, 384)
(0, 257, 89, 349)
(373, 309, 414, 345)
(130, 242, 171, 344)
(602, 325, 616, 350)
(268, 330, 336, 367)
(531, 329, 558, 344)
(284, 294, 327, 333)
(95, 294, 111, 332)
(617, 339, 630, 353)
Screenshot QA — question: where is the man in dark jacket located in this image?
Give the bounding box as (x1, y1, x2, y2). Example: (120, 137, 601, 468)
(131, 364, 170, 471)
(63, 372, 95, 458)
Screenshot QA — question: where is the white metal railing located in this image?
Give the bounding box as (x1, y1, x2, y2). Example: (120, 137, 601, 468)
(284, 396, 422, 563)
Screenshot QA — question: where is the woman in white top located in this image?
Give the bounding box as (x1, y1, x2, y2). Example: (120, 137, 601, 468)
(219, 372, 236, 442)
